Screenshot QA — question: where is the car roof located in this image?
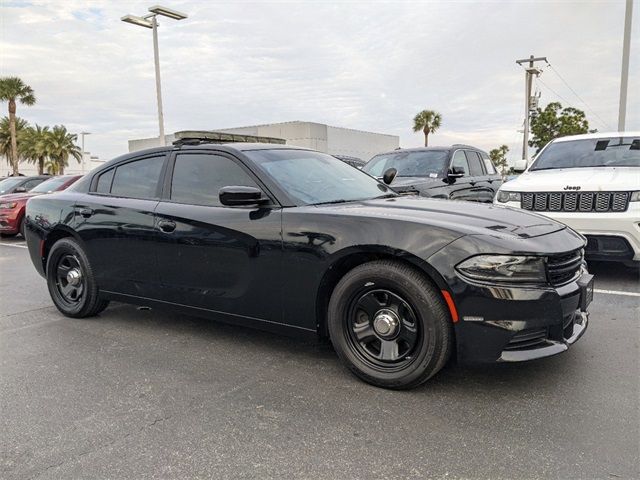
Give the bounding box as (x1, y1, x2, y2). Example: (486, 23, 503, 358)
(553, 131, 640, 143)
(371, 145, 485, 157)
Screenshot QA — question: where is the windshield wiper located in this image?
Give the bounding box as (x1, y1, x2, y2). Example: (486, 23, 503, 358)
(372, 193, 398, 199)
(311, 199, 351, 206)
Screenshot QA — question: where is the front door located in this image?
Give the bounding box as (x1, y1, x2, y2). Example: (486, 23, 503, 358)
(154, 151, 283, 324)
(447, 149, 476, 201)
(464, 150, 495, 203)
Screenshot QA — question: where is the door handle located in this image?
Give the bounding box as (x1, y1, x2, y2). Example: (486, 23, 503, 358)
(157, 219, 176, 233)
(78, 208, 93, 218)
(469, 182, 476, 186)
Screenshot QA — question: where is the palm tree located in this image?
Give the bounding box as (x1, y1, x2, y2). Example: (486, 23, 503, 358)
(0, 77, 36, 175)
(412, 110, 442, 147)
(20, 124, 50, 175)
(44, 125, 81, 174)
(0, 116, 29, 169)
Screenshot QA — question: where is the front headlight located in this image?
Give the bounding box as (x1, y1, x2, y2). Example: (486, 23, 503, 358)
(630, 191, 640, 202)
(456, 255, 547, 283)
(497, 191, 521, 203)
(0, 202, 17, 209)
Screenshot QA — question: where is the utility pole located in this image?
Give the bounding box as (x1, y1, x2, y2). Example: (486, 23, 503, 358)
(618, 0, 633, 131)
(516, 55, 547, 165)
(79, 132, 91, 173)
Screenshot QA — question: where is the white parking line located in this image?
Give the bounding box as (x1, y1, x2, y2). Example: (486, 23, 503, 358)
(594, 288, 640, 298)
(0, 242, 28, 249)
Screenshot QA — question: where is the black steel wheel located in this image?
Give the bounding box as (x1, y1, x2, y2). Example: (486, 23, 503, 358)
(46, 237, 109, 318)
(328, 260, 453, 389)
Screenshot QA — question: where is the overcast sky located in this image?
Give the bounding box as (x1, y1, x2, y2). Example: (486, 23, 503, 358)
(1, 0, 638, 162)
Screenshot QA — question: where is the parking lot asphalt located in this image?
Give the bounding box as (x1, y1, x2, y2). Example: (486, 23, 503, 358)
(1, 236, 638, 480)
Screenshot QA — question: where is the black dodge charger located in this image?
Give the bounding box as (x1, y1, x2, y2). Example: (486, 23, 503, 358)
(24, 139, 593, 389)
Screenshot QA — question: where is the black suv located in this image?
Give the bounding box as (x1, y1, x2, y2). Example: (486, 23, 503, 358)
(362, 145, 502, 202)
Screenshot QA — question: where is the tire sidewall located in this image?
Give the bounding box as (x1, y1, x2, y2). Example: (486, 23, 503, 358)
(46, 238, 93, 317)
(328, 263, 450, 389)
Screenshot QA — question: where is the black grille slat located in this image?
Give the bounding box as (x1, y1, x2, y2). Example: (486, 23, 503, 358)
(520, 191, 630, 212)
(505, 328, 548, 351)
(547, 249, 583, 286)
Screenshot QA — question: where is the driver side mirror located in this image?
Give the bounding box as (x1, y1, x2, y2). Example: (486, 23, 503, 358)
(219, 186, 269, 206)
(382, 168, 397, 185)
(447, 167, 465, 179)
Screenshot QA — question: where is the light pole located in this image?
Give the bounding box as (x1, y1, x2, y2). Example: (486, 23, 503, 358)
(618, 0, 633, 131)
(80, 131, 91, 173)
(121, 5, 188, 146)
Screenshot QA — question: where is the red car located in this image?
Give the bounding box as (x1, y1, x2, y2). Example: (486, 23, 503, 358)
(0, 175, 82, 238)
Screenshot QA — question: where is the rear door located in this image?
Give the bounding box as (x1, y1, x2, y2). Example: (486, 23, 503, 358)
(479, 151, 503, 197)
(447, 149, 476, 201)
(74, 153, 168, 296)
(154, 150, 283, 324)
(464, 150, 495, 202)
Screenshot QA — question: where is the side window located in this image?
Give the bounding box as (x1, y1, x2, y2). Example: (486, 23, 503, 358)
(23, 179, 44, 190)
(95, 169, 115, 194)
(480, 152, 497, 174)
(465, 151, 485, 176)
(451, 150, 469, 176)
(170, 153, 259, 207)
(111, 156, 165, 199)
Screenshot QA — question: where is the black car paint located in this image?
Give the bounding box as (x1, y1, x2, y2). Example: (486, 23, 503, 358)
(25, 144, 588, 364)
(364, 147, 502, 202)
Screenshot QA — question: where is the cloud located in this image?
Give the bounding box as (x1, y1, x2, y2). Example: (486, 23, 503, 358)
(1, 0, 637, 162)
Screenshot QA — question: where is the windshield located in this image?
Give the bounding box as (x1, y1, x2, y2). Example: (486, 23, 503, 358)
(247, 149, 393, 206)
(30, 176, 71, 193)
(0, 177, 24, 193)
(531, 137, 640, 171)
(363, 150, 449, 177)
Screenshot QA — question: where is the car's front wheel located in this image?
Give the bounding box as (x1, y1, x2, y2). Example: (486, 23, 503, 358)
(46, 237, 109, 318)
(328, 261, 453, 389)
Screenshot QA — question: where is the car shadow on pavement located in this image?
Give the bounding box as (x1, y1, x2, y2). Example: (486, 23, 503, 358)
(90, 302, 583, 396)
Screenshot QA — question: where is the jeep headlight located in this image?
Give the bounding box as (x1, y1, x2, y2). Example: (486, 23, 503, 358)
(456, 255, 547, 283)
(497, 191, 521, 203)
(630, 191, 640, 202)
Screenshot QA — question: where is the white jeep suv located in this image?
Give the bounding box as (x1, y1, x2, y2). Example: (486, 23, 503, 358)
(495, 132, 640, 265)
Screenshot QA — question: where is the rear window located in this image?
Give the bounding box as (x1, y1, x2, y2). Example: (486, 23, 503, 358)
(465, 151, 485, 176)
(531, 137, 640, 171)
(480, 152, 497, 174)
(110, 156, 165, 199)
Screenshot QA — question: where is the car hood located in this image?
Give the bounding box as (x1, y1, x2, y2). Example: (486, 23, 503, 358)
(503, 166, 640, 192)
(0, 192, 40, 202)
(388, 176, 442, 191)
(316, 196, 566, 239)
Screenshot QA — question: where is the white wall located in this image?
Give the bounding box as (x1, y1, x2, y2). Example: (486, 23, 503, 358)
(128, 121, 400, 161)
(5, 153, 106, 177)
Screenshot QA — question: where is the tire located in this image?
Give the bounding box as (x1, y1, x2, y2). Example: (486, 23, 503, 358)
(19, 218, 25, 238)
(327, 260, 453, 390)
(0, 232, 18, 238)
(46, 237, 109, 318)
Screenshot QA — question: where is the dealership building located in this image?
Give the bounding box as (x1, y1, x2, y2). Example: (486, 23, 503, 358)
(128, 121, 399, 161)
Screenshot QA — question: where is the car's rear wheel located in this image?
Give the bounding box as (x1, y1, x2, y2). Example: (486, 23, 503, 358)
(19, 218, 25, 238)
(328, 260, 453, 389)
(46, 237, 109, 318)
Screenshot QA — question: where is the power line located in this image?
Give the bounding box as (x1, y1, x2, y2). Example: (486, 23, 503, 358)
(536, 76, 575, 109)
(545, 62, 612, 130)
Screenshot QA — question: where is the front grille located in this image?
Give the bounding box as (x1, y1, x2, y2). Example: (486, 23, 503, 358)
(547, 249, 583, 286)
(521, 191, 630, 212)
(504, 327, 548, 351)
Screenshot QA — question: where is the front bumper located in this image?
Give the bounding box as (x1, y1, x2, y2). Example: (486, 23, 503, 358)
(0, 210, 21, 234)
(451, 275, 592, 364)
(499, 200, 640, 261)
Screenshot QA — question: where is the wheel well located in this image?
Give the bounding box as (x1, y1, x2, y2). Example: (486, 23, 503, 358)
(315, 251, 448, 338)
(41, 229, 75, 273)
